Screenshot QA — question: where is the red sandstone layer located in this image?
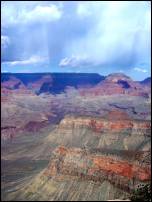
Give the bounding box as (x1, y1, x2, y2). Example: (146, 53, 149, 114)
(45, 146, 151, 183)
(59, 112, 151, 133)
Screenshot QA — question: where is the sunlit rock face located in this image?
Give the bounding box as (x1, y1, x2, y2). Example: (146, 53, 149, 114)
(79, 73, 151, 98)
(13, 144, 150, 201)
(1, 73, 151, 100)
(56, 112, 151, 148)
(44, 146, 151, 183)
(105, 73, 132, 81)
(1, 73, 151, 201)
(58, 112, 151, 133)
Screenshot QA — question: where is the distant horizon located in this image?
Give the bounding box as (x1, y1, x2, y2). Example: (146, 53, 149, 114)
(1, 71, 151, 81)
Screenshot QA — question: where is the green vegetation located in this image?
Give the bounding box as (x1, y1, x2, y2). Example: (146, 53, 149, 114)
(130, 183, 151, 201)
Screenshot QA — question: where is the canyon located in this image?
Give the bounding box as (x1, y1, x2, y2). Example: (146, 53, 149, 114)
(1, 73, 151, 201)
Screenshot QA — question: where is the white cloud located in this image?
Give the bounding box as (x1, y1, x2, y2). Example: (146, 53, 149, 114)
(1, 1, 151, 78)
(64, 1, 151, 69)
(2, 4, 62, 26)
(133, 67, 148, 73)
(4, 55, 48, 66)
(23, 5, 62, 24)
(59, 57, 71, 67)
(59, 54, 93, 67)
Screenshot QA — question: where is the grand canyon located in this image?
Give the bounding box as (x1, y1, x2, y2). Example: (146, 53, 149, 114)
(1, 1, 151, 201)
(1, 72, 151, 201)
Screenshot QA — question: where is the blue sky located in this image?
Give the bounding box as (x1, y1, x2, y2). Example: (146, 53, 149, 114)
(1, 1, 151, 80)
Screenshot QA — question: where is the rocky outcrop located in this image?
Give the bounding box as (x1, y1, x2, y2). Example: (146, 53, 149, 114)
(1, 76, 26, 90)
(1, 73, 104, 95)
(1, 73, 151, 201)
(58, 112, 151, 134)
(44, 146, 151, 192)
(1, 73, 150, 97)
(46, 111, 150, 151)
(79, 73, 150, 98)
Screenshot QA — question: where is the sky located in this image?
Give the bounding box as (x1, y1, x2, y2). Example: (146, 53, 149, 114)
(1, 1, 151, 80)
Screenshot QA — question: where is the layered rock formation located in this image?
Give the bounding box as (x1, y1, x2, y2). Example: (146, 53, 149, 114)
(79, 73, 151, 98)
(2, 73, 150, 97)
(1, 73, 151, 201)
(44, 146, 151, 186)
(1, 73, 104, 94)
(17, 145, 150, 201)
(58, 112, 151, 134)
(48, 110, 150, 151)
